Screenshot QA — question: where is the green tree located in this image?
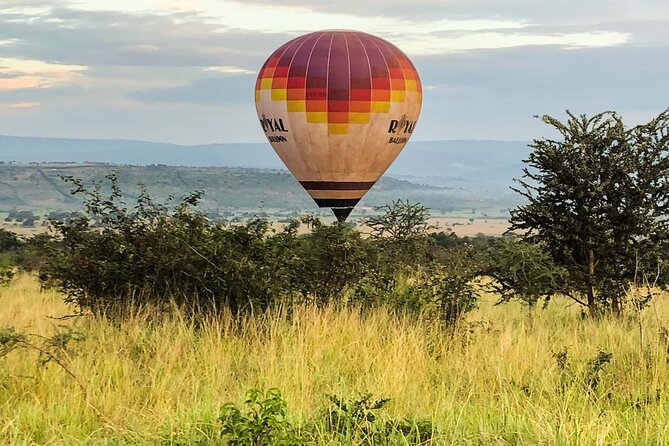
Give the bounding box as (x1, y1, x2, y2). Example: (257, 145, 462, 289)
(364, 199, 433, 240)
(0, 229, 21, 252)
(362, 201, 480, 325)
(39, 172, 302, 315)
(484, 237, 567, 308)
(363, 199, 435, 265)
(294, 215, 371, 305)
(510, 110, 669, 315)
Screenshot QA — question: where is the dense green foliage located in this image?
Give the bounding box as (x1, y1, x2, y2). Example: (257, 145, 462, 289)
(484, 237, 567, 308)
(215, 388, 434, 446)
(30, 173, 496, 324)
(16, 109, 669, 322)
(511, 109, 669, 315)
(0, 229, 21, 251)
(219, 388, 302, 446)
(0, 229, 19, 286)
(39, 173, 302, 314)
(0, 262, 13, 287)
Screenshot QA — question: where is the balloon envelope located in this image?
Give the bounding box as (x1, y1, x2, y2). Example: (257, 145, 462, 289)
(255, 30, 422, 221)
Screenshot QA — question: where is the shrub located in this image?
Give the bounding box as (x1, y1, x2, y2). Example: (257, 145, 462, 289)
(13, 233, 51, 272)
(219, 388, 301, 446)
(324, 393, 391, 444)
(294, 216, 371, 305)
(0, 258, 14, 287)
(43, 184, 303, 314)
(0, 229, 21, 252)
(323, 393, 436, 445)
(37, 173, 277, 313)
(214, 389, 437, 446)
(484, 237, 568, 308)
(34, 172, 482, 324)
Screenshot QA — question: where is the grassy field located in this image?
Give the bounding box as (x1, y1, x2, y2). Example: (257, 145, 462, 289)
(3, 275, 669, 444)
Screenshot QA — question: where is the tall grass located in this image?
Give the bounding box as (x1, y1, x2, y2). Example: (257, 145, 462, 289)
(3, 274, 669, 444)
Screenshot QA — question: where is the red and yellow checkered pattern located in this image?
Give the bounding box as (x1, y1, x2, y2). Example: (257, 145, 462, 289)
(255, 31, 422, 135)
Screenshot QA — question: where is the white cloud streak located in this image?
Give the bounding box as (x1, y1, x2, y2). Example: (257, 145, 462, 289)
(0, 57, 86, 90)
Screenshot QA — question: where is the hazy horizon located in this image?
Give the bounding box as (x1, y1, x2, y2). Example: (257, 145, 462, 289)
(0, 133, 531, 146)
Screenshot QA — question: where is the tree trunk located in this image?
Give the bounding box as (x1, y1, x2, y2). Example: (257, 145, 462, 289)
(586, 249, 597, 316)
(611, 294, 621, 316)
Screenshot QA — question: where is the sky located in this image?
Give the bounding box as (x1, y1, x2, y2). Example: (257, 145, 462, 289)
(0, 0, 667, 145)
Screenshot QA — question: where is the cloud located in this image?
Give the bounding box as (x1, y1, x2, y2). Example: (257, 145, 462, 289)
(0, 5, 287, 69)
(411, 44, 669, 140)
(395, 30, 630, 55)
(0, 101, 40, 108)
(0, 2, 653, 73)
(235, 0, 669, 24)
(0, 57, 86, 90)
(204, 66, 255, 74)
(131, 73, 255, 104)
(0, 0, 666, 145)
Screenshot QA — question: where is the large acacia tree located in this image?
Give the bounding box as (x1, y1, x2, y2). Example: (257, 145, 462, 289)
(510, 109, 669, 315)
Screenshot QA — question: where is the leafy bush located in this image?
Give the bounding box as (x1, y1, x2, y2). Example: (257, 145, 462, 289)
(39, 172, 306, 315)
(484, 237, 568, 308)
(213, 389, 436, 445)
(0, 258, 14, 287)
(427, 266, 479, 326)
(321, 393, 436, 445)
(30, 172, 483, 326)
(324, 393, 391, 444)
(365, 199, 435, 266)
(353, 201, 482, 325)
(294, 216, 371, 305)
(12, 233, 52, 272)
(219, 388, 302, 446)
(0, 229, 21, 252)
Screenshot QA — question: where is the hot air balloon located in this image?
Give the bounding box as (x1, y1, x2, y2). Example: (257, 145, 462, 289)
(255, 30, 422, 222)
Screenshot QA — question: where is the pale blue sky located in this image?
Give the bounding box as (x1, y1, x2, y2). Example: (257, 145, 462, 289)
(0, 0, 667, 144)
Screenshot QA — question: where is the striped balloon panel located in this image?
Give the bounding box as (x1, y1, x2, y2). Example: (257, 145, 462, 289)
(255, 30, 422, 216)
(256, 31, 421, 135)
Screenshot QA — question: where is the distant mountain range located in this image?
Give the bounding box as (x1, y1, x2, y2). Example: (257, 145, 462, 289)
(0, 135, 531, 192)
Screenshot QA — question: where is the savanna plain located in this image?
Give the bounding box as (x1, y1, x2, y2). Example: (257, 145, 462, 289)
(3, 275, 669, 445)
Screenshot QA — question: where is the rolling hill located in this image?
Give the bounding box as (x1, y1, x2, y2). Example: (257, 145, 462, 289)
(0, 136, 530, 218)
